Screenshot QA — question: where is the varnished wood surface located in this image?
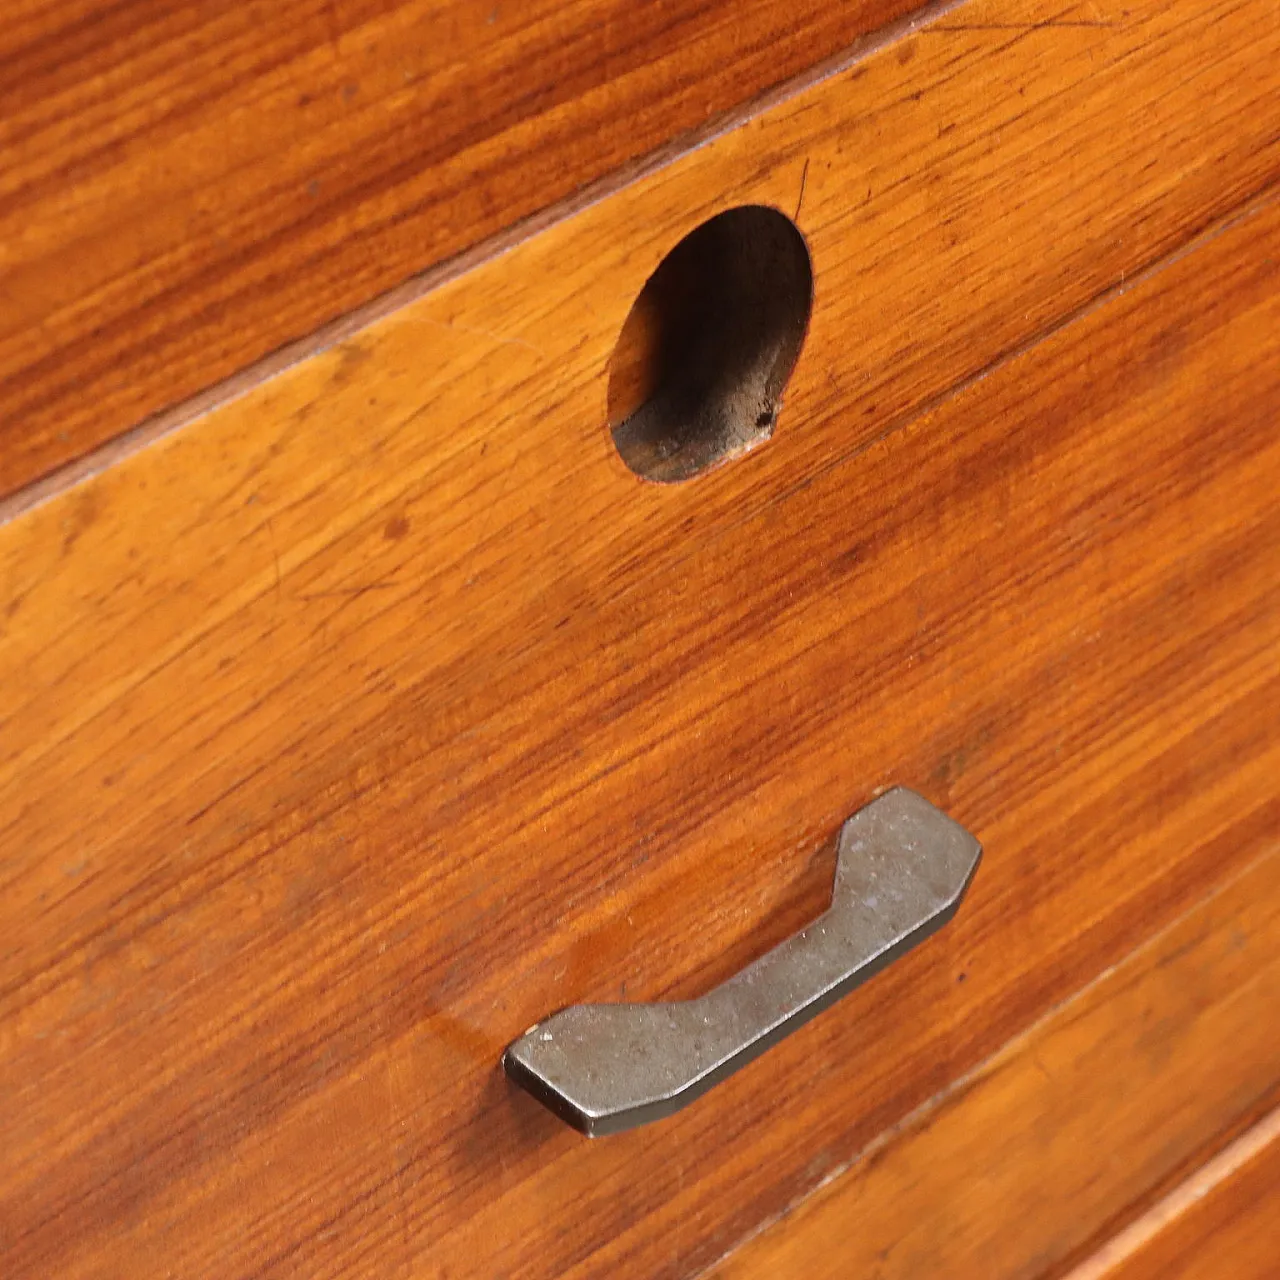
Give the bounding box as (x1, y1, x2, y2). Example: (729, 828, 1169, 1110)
(2, 0, 1279, 1274)
(706, 849, 1280, 1280)
(0, 0, 925, 500)
(1064, 1106, 1280, 1280)
(3, 175, 1277, 1280)
(7, 0, 1279, 524)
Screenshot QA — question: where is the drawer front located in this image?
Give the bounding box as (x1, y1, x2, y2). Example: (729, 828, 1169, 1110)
(1, 0, 925, 498)
(2, 0, 1278, 1276)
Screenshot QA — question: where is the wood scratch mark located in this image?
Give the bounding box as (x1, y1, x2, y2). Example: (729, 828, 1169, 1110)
(465, 449, 521, 588)
(298, 579, 400, 602)
(416, 314, 545, 357)
(794, 157, 810, 223)
(265, 515, 282, 610)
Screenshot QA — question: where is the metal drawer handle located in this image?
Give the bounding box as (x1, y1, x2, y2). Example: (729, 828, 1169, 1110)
(504, 787, 981, 1136)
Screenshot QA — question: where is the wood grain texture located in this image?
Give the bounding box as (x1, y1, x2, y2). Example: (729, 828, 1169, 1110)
(706, 849, 1280, 1280)
(7, 0, 1279, 524)
(1064, 1106, 1280, 1280)
(0, 0, 925, 500)
(1, 0, 1279, 1274)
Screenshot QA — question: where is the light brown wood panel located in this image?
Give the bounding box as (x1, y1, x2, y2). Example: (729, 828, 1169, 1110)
(706, 850, 1280, 1280)
(0, 0, 927, 499)
(1064, 1107, 1280, 1280)
(1, 7, 1279, 1278)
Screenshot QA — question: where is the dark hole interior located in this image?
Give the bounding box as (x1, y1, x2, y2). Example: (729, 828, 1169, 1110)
(607, 205, 813, 483)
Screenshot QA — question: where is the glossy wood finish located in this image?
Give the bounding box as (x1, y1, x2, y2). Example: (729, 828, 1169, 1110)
(2, 1, 1279, 1275)
(4, 173, 1278, 1280)
(1065, 1106, 1280, 1280)
(0, 0, 925, 500)
(6, 0, 1278, 528)
(708, 849, 1280, 1280)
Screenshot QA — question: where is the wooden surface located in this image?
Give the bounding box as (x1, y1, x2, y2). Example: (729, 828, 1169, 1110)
(706, 848, 1280, 1280)
(2, 0, 1279, 1275)
(0, 0, 924, 501)
(1064, 1106, 1280, 1280)
(8, 0, 1280, 524)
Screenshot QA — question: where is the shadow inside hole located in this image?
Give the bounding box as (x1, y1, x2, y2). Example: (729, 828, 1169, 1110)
(608, 205, 813, 484)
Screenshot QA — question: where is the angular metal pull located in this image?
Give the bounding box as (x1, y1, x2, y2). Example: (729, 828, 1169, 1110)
(504, 787, 981, 1136)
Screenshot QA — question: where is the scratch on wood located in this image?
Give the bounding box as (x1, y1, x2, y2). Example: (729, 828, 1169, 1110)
(298, 579, 400, 602)
(266, 515, 282, 609)
(416, 314, 545, 357)
(795, 157, 811, 222)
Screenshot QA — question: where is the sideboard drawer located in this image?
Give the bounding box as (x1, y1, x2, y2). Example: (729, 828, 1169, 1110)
(1, 0, 1277, 1275)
